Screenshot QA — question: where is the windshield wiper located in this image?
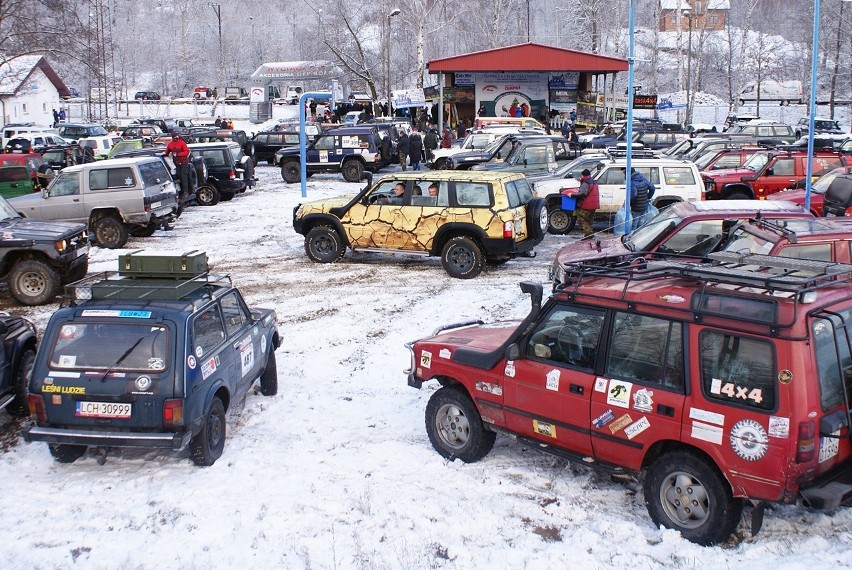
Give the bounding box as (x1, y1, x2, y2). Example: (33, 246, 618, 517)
(99, 336, 146, 382)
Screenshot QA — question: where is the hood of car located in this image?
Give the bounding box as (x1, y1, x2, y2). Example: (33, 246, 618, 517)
(553, 236, 630, 267)
(702, 167, 754, 180)
(422, 321, 521, 353)
(0, 215, 88, 240)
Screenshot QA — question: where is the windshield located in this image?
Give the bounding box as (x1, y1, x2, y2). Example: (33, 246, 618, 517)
(741, 152, 770, 171)
(0, 196, 22, 220)
(49, 322, 170, 372)
(810, 168, 847, 195)
(693, 151, 721, 171)
(664, 139, 694, 156)
(623, 206, 683, 251)
(718, 227, 775, 255)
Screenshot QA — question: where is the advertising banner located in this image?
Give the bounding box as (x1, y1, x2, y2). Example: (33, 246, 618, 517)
(392, 88, 426, 109)
(475, 73, 548, 119)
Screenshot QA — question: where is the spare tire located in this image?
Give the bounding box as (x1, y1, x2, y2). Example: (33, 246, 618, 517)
(525, 198, 547, 242)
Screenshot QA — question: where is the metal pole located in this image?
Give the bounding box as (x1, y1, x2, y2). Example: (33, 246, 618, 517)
(386, 9, 400, 118)
(686, 14, 692, 125)
(626, 0, 635, 228)
(805, 0, 822, 212)
(299, 92, 333, 198)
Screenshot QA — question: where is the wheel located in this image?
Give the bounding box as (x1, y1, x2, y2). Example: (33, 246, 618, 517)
(643, 451, 742, 545)
(259, 350, 278, 396)
(190, 397, 226, 466)
(130, 223, 158, 238)
(434, 157, 448, 170)
(526, 198, 547, 240)
(64, 257, 89, 284)
(305, 225, 345, 263)
(725, 191, 750, 201)
(49, 444, 87, 463)
(281, 159, 300, 183)
(441, 236, 484, 279)
(196, 184, 220, 206)
(425, 385, 495, 462)
(547, 206, 576, 234)
(94, 216, 129, 249)
(8, 260, 61, 305)
(342, 159, 364, 183)
(8, 349, 35, 416)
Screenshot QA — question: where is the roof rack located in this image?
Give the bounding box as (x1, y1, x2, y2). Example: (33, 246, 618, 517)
(555, 253, 852, 336)
(603, 148, 659, 159)
(62, 271, 232, 306)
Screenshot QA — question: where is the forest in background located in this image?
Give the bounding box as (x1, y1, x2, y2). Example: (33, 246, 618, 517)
(2, 0, 851, 110)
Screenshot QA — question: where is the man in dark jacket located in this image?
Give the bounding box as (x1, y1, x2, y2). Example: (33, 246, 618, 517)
(423, 128, 438, 164)
(629, 168, 656, 229)
(408, 130, 423, 171)
(397, 132, 410, 171)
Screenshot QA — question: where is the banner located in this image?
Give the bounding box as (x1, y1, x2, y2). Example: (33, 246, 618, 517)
(475, 73, 548, 119)
(391, 88, 427, 109)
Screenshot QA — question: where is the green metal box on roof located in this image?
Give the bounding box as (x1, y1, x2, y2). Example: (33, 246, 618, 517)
(118, 250, 209, 279)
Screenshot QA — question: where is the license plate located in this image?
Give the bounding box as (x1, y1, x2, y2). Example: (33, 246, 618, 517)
(151, 201, 162, 209)
(818, 430, 840, 463)
(75, 401, 131, 419)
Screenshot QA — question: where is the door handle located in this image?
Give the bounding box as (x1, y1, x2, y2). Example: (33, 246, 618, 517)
(73, 198, 80, 202)
(656, 404, 675, 417)
(569, 384, 583, 395)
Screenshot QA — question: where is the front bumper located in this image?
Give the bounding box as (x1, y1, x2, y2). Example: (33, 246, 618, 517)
(23, 424, 193, 451)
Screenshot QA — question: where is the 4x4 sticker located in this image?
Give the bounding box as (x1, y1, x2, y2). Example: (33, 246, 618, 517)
(632, 388, 653, 413)
(710, 378, 764, 405)
(606, 379, 632, 408)
(532, 419, 556, 439)
(729, 419, 769, 461)
(420, 350, 432, 369)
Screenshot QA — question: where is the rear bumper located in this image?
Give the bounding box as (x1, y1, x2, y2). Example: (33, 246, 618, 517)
(23, 424, 193, 451)
(481, 237, 537, 257)
(799, 456, 852, 510)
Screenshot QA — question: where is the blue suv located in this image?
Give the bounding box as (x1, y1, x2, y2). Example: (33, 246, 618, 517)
(275, 125, 383, 183)
(23, 251, 281, 466)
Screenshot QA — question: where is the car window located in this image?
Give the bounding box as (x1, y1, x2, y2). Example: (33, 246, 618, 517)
(48, 172, 81, 197)
(193, 305, 226, 357)
(137, 160, 171, 186)
(49, 322, 169, 372)
(220, 292, 250, 337)
(314, 135, 335, 151)
(201, 150, 227, 167)
(454, 182, 492, 207)
(254, 134, 268, 144)
(525, 305, 605, 370)
(776, 243, 833, 262)
(814, 156, 845, 176)
(599, 167, 625, 185)
(771, 158, 795, 176)
(658, 219, 725, 256)
(700, 329, 775, 411)
(90, 167, 135, 190)
(662, 167, 696, 185)
(606, 313, 684, 389)
(812, 309, 852, 410)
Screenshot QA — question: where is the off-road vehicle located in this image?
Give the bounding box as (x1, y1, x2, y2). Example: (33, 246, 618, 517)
(23, 250, 281, 466)
(9, 156, 178, 248)
(276, 125, 384, 183)
(407, 254, 852, 545)
(0, 194, 90, 305)
(293, 171, 547, 278)
(0, 312, 38, 416)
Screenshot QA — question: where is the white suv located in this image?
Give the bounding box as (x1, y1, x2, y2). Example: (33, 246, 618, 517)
(592, 156, 703, 214)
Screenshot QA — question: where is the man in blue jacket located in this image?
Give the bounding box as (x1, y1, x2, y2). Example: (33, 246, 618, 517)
(629, 168, 656, 228)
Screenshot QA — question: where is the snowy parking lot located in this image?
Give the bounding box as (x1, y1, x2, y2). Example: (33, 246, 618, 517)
(0, 165, 850, 569)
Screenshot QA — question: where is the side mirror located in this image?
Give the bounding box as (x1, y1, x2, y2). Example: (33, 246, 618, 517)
(42, 187, 49, 198)
(505, 343, 521, 361)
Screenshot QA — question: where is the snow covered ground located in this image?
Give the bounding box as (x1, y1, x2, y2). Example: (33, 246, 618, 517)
(0, 165, 850, 569)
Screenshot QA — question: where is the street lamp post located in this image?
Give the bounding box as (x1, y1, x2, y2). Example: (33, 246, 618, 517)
(684, 9, 693, 126)
(386, 8, 401, 118)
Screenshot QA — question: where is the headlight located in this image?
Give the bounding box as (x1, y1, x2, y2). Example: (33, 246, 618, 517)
(54, 239, 67, 252)
(295, 205, 304, 218)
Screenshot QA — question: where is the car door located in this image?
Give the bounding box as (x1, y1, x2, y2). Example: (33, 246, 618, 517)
(308, 134, 336, 168)
(502, 302, 604, 456)
(219, 291, 262, 397)
(590, 311, 686, 469)
(344, 179, 407, 248)
(190, 304, 235, 392)
(34, 170, 87, 221)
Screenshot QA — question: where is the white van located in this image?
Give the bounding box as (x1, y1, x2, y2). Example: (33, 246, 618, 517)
(591, 156, 703, 214)
(2, 124, 57, 148)
(738, 80, 803, 105)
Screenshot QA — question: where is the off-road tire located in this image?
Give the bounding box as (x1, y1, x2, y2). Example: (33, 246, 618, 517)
(196, 184, 220, 206)
(8, 349, 35, 416)
(305, 225, 345, 263)
(190, 397, 226, 466)
(282, 160, 300, 183)
(49, 444, 87, 464)
(643, 450, 742, 546)
(547, 206, 576, 234)
(8, 260, 61, 305)
(526, 198, 547, 241)
(425, 385, 495, 463)
(130, 223, 158, 238)
(434, 157, 448, 170)
(342, 159, 364, 183)
(259, 350, 278, 396)
(94, 216, 129, 249)
(441, 236, 484, 279)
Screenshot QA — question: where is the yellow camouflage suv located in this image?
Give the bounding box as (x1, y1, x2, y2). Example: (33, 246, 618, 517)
(292, 171, 547, 278)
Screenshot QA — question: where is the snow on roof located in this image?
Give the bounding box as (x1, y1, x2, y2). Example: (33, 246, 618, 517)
(0, 54, 42, 95)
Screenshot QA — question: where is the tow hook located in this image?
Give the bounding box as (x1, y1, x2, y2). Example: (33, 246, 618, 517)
(521, 250, 537, 258)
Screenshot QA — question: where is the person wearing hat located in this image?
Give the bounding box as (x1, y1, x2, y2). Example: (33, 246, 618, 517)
(573, 168, 600, 238)
(163, 131, 192, 204)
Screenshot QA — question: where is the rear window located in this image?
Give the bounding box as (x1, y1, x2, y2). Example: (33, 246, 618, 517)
(699, 330, 776, 411)
(454, 182, 492, 207)
(662, 167, 697, 185)
(137, 160, 171, 186)
(505, 178, 534, 208)
(49, 322, 169, 372)
(89, 167, 135, 190)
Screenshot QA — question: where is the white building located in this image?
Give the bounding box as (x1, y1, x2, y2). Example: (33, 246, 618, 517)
(0, 55, 71, 128)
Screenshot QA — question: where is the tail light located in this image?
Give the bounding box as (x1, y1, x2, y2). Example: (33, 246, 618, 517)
(503, 221, 514, 239)
(844, 206, 852, 217)
(144, 203, 151, 213)
(27, 394, 46, 423)
(796, 421, 815, 463)
(228, 169, 235, 180)
(163, 399, 185, 428)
